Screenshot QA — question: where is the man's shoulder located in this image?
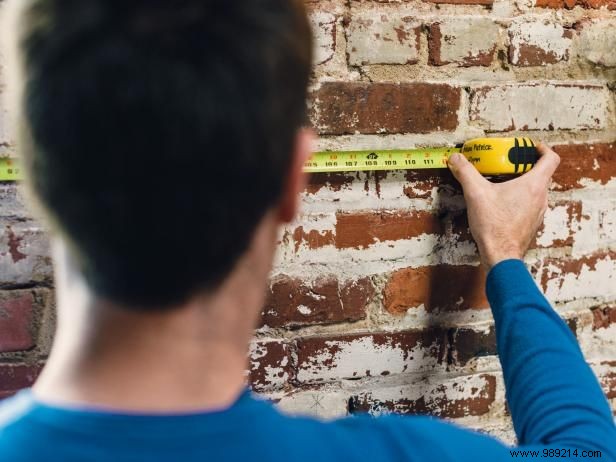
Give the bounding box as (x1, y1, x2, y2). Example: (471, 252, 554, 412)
(0, 393, 42, 461)
(0, 392, 36, 430)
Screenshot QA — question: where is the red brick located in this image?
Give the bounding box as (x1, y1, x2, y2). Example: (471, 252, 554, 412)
(551, 143, 616, 191)
(248, 340, 293, 391)
(449, 212, 473, 243)
(305, 169, 459, 201)
(350, 374, 497, 418)
(604, 373, 616, 400)
(284, 210, 448, 252)
(383, 265, 488, 314)
(535, 0, 615, 9)
(305, 172, 357, 195)
(261, 276, 373, 328)
(304, 0, 343, 7)
(450, 327, 497, 366)
(341, 0, 495, 3)
(286, 226, 335, 252)
(449, 320, 576, 367)
(598, 362, 616, 399)
(566, 317, 579, 337)
(310, 82, 461, 135)
(425, 0, 493, 4)
(0, 291, 35, 353)
(0, 364, 43, 398)
(335, 210, 444, 249)
(592, 306, 616, 330)
(403, 170, 458, 199)
(296, 329, 448, 383)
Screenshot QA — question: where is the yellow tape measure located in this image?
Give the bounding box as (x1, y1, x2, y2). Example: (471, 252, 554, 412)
(0, 137, 538, 182)
(0, 157, 23, 182)
(306, 137, 538, 176)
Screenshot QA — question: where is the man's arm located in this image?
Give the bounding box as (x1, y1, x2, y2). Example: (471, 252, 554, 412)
(446, 145, 616, 457)
(487, 258, 616, 457)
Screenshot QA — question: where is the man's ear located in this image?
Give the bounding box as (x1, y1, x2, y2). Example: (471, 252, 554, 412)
(278, 128, 314, 223)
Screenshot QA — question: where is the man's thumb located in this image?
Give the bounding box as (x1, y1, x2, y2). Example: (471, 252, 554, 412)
(448, 153, 485, 189)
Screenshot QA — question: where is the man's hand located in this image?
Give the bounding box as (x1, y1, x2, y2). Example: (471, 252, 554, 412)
(447, 143, 560, 270)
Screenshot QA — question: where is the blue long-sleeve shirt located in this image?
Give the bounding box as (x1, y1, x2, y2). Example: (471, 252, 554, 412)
(0, 260, 614, 461)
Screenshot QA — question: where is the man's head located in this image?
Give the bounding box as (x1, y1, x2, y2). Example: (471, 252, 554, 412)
(8, 0, 313, 309)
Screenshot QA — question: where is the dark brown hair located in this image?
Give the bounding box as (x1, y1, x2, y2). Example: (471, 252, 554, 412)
(15, 0, 313, 308)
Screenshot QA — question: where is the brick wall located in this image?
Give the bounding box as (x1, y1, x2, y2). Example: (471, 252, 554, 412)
(1, 0, 615, 445)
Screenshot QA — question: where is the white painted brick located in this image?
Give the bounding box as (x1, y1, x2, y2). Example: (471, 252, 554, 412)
(583, 322, 616, 362)
(347, 11, 420, 65)
(536, 202, 583, 248)
(0, 221, 52, 286)
(509, 20, 572, 66)
(572, 199, 602, 256)
(536, 254, 616, 303)
(599, 203, 616, 244)
(481, 423, 517, 446)
(350, 373, 498, 419)
(470, 83, 609, 132)
(430, 18, 500, 66)
(274, 389, 349, 420)
(577, 19, 616, 68)
(297, 334, 443, 383)
(0, 185, 29, 218)
(310, 12, 337, 66)
(274, 235, 478, 283)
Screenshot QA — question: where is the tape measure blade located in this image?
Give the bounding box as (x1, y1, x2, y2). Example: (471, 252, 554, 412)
(305, 148, 455, 174)
(0, 158, 23, 182)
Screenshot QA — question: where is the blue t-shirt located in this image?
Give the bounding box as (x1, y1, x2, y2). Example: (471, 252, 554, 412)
(0, 260, 615, 461)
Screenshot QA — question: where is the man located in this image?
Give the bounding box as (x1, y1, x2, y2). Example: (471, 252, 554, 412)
(0, 0, 614, 461)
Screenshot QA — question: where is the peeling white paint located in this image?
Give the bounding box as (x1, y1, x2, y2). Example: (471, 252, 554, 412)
(471, 83, 609, 132)
(577, 19, 616, 67)
(540, 255, 616, 303)
(261, 365, 289, 389)
(273, 388, 349, 420)
(599, 205, 616, 244)
(509, 21, 572, 65)
(352, 373, 495, 417)
(347, 10, 421, 65)
(309, 12, 336, 65)
(297, 305, 313, 316)
(0, 222, 52, 286)
(435, 17, 500, 65)
(297, 335, 442, 383)
(248, 341, 289, 390)
(536, 204, 573, 247)
(274, 234, 479, 282)
(584, 324, 616, 361)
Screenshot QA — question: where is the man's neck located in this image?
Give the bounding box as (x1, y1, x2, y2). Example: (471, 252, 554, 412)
(33, 231, 274, 413)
